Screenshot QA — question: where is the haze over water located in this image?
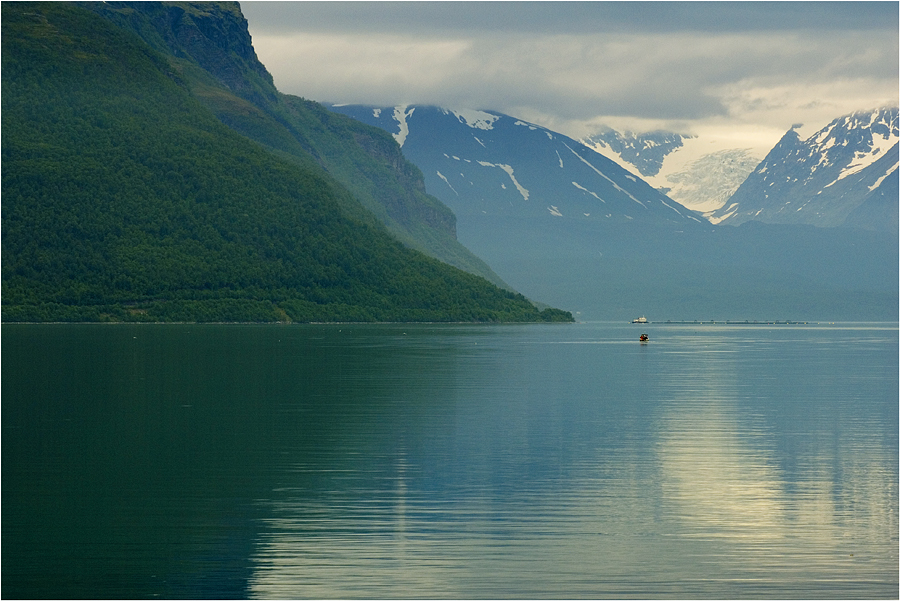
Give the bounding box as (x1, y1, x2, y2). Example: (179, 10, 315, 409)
(3, 322, 897, 599)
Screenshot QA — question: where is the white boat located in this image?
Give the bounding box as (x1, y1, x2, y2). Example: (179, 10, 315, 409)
(632, 316, 647, 324)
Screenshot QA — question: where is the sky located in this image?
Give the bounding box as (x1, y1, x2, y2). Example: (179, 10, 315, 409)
(240, 1, 899, 156)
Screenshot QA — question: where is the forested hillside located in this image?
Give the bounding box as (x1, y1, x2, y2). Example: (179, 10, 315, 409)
(84, 1, 509, 289)
(1, 2, 571, 323)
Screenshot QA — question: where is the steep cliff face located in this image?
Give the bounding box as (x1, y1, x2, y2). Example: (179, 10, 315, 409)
(91, 2, 276, 105)
(349, 124, 455, 236)
(86, 1, 501, 285)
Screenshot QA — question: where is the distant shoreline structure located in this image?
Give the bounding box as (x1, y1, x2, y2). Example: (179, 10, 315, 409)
(634, 320, 812, 325)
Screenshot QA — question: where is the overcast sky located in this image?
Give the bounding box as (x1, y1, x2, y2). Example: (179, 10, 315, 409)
(240, 1, 898, 153)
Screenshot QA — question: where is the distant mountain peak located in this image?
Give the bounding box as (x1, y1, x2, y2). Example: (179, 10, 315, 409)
(580, 128, 694, 177)
(582, 126, 761, 215)
(709, 106, 899, 230)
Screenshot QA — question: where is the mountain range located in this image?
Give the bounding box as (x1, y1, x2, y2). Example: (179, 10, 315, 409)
(330, 106, 702, 228)
(330, 104, 898, 320)
(580, 108, 899, 230)
(3, 1, 894, 323)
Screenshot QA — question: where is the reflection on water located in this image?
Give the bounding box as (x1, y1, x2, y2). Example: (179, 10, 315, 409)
(244, 324, 897, 599)
(653, 335, 898, 597)
(2, 323, 897, 599)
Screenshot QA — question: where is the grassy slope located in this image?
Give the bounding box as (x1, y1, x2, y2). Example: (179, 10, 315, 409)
(1, 2, 572, 323)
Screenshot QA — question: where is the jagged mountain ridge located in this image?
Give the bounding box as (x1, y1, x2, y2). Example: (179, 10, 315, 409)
(709, 107, 899, 231)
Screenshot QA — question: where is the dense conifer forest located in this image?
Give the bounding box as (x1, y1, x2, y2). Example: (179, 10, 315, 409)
(1, 2, 572, 323)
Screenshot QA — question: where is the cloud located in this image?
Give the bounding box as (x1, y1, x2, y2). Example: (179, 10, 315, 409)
(240, 2, 899, 144)
(242, 2, 898, 35)
(254, 32, 473, 105)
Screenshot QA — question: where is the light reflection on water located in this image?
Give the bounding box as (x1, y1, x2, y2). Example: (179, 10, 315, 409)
(246, 323, 898, 599)
(2, 323, 897, 599)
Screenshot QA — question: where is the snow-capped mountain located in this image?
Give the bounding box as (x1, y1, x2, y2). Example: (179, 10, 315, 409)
(328, 104, 897, 320)
(581, 130, 761, 215)
(330, 105, 702, 228)
(580, 128, 693, 178)
(659, 149, 763, 215)
(709, 107, 899, 231)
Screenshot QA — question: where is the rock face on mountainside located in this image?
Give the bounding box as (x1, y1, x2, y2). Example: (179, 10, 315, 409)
(709, 107, 899, 231)
(88, 2, 277, 104)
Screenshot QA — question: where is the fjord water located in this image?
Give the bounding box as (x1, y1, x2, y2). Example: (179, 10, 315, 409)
(3, 322, 897, 599)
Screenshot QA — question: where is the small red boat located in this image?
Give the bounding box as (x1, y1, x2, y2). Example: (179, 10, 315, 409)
(639, 333, 649, 342)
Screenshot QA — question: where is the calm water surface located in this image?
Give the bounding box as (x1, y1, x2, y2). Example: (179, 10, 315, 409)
(3, 322, 897, 599)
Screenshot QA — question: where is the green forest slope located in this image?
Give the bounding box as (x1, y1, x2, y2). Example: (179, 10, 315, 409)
(85, 1, 510, 289)
(1, 2, 572, 323)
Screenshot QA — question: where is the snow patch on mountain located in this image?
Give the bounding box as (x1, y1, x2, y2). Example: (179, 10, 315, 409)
(477, 161, 530, 200)
(563, 143, 646, 208)
(572, 182, 604, 203)
(392, 106, 415, 147)
(709, 203, 739, 225)
(446, 109, 499, 130)
(832, 121, 897, 183)
(436, 171, 457, 195)
(665, 149, 762, 214)
(869, 162, 897, 191)
(581, 128, 693, 177)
